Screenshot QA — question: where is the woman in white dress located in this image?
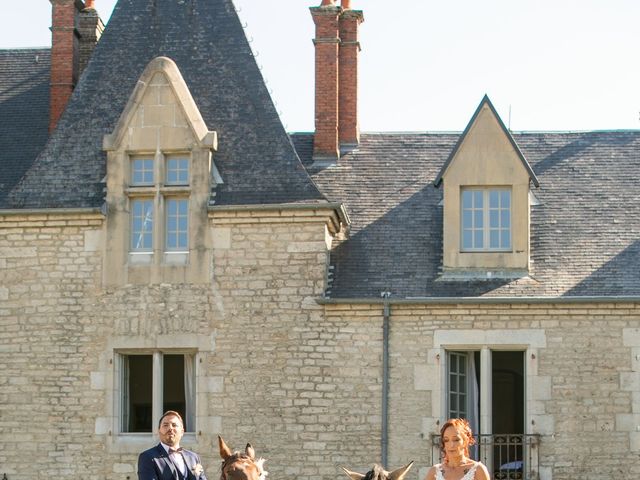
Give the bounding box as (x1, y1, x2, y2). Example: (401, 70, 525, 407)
(424, 418, 490, 480)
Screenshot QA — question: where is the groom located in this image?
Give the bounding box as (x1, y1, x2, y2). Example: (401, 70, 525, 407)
(138, 410, 207, 480)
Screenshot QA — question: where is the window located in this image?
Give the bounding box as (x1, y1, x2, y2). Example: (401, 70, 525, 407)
(461, 188, 511, 251)
(131, 199, 154, 251)
(166, 198, 189, 251)
(166, 157, 190, 185)
(444, 350, 526, 476)
(127, 153, 191, 257)
(120, 352, 196, 433)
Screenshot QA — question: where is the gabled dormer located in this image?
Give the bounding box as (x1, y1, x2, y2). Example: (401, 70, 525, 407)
(103, 57, 218, 286)
(435, 95, 539, 279)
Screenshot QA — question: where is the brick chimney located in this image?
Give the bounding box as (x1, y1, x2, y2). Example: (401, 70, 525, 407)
(310, 1, 363, 162)
(50, 0, 80, 132)
(50, 0, 102, 132)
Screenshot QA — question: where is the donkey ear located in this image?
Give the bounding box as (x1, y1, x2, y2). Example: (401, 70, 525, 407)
(219, 435, 233, 460)
(342, 467, 366, 480)
(388, 462, 414, 480)
(245, 443, 255, 460)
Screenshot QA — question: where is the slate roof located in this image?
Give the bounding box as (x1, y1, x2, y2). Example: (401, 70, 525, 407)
(0, 49, 50, 206)
(293, 131, 640, 298)
(1, 0, 325, 209)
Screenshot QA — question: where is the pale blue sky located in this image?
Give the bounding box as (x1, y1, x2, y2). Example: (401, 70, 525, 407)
(1, 0, 639, 132)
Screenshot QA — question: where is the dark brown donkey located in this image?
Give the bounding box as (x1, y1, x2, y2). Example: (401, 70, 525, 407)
(342, 462, 414, 480)
(218, 436, 268, 480)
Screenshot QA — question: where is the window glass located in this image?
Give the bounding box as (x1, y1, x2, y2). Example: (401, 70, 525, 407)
(131, 158, 154, 185)
(448, 351, 468, 419)
(131, 199, 154, 251)
(163, 354, 186, 427)
(166, 157, 190, 185)
(166, 198, 189, 251)
(461, 188, 511, 251)
(120, 352, 195, 433)
(123, 355, 152, 433)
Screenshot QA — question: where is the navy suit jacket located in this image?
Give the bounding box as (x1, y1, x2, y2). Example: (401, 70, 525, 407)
(138, 443, 207, 480)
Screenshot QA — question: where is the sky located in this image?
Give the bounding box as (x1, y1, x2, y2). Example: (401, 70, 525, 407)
(1, 0, 639, 133)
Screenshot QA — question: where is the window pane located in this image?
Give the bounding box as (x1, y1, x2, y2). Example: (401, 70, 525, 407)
(463, 210, 472, 229)
(474, 210, 483, 228)
(474, 230, 483, 248)
(489, 190, 500, 208)
(131, 158, 154, 185)
(462, 190, 472, 209)
(166, 158, 190, 185)
(473, 190, 483, 207)
(124, 355, 153, 432)
(502, 230, 511, 249)
(163, 354, 186, 429)
(131, 199, 153, 251)
(501, 210, 510, 228)
(178, 232, 188, 248)
(489, 209, 499, 228)
(462, 230, 472, 249)
(490, 230, 499, 248)
(166, 198, 188, 251)
(450, 373, 458, 392)
(501, 190, 511, 208)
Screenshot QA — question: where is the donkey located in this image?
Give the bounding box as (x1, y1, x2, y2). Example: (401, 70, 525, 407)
(342, 462, 414, 480)
(218, 436, 268, 480)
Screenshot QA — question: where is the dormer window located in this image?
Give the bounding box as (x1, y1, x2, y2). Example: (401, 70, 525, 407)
(103, 56, 218, 285)
(434, 96, 539, 278)
(461, 187, 511, 252)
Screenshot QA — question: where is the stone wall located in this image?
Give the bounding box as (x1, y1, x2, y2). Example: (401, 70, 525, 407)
(1, 211, 640, 479)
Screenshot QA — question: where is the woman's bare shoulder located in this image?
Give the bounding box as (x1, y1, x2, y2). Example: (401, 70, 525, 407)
(472, 461, 490, 480)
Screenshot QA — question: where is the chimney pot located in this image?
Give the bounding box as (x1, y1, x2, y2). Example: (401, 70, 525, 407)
(320, 0, 336, 6)
(84, 0, 96, 9)
(341, 0, 351, 9)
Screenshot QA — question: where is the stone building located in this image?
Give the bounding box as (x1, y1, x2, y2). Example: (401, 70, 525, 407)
(1, 1, 639, 479)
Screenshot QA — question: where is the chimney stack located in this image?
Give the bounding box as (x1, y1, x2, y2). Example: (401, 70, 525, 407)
(310, 0, 363, 162)
(50, 0, 103, 132)
(78, 0, 104, 74)
(50, 0, 80, 132)
(338, 3, 363, 149)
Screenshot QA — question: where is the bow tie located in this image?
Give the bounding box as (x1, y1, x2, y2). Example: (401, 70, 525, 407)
(169, 447, 183, 454)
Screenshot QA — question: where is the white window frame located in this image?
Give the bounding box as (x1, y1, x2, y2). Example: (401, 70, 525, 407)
(127, 152, 192, 261)
(130, 197, 155, 252)
(461, 187, 512, 252)
(131, 157, 155, 186)
(165, 156, 190, 186)
(165, 197, 189, 252)
(116, 350, 196, 435)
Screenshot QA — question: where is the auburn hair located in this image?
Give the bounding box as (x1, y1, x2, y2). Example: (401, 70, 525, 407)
(439, 418, 476, 463)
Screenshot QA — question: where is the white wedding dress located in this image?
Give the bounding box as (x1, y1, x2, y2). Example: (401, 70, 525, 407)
(434, 462, 478, 480)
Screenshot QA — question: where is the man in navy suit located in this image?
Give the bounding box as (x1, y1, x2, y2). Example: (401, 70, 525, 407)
(138, 410, 208, 480)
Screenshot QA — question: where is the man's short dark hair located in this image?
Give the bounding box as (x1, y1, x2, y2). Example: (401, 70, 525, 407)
(158, 410, 184, 428)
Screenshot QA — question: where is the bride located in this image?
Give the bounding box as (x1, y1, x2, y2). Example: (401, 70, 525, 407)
(424, 418, 490, 480)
